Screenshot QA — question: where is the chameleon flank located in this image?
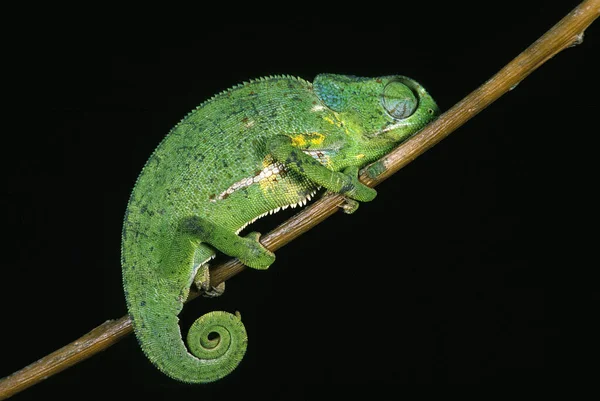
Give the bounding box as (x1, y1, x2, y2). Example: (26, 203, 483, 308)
(121, 74, 438, 383)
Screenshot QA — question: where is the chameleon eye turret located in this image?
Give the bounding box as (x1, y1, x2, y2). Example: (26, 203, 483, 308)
(381, 80, 419, 120)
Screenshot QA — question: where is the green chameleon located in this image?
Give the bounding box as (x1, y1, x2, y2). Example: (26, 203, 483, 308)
(121, 73, 438, 383)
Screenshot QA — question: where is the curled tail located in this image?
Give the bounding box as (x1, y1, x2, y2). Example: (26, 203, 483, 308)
(122, 208, 250, 383)
(127, 290, 248, 383)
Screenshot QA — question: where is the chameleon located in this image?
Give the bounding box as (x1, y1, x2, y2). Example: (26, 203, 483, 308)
(121, 73, 438, 383)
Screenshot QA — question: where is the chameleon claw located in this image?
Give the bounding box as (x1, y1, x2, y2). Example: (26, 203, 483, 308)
(340, 198, 360, 214)
(194, 263, 226, 298)
(365, 160, 386, 180)
(202, 282, 226, 298)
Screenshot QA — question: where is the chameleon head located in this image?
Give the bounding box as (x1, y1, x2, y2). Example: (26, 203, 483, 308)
(313, 73, 439, 144)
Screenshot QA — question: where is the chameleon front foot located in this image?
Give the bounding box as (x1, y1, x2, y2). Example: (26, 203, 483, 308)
(336, 166, 375, 214)
(267, 135, 377, 203)
(340, 166, 376, 203)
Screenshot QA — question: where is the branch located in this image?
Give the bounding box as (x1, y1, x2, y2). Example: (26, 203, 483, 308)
(1, 1, 598, 398)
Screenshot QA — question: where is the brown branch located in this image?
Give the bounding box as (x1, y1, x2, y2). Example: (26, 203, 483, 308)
(1, 1, 598, 398)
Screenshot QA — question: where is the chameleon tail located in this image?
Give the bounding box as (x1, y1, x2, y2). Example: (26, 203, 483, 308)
(123, 224, 248, 382)
(129, 295, 248, 383)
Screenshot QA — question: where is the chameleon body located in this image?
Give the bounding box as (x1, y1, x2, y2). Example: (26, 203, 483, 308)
(121, 74, 438, 383)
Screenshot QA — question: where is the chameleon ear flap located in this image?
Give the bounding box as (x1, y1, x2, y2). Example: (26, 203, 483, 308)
(313, 74, 349, 112)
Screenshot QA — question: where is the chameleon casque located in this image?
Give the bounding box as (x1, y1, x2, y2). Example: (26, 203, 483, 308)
(121, 73, 438, 383)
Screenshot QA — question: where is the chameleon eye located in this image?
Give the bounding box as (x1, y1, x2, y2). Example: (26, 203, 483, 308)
(381, 80, 418, 120)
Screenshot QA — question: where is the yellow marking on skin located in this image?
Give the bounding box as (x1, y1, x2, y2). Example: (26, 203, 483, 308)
(308, 132, 325, 146)
(324, 113, 351, 135)
(259, 155, 285, 193)
(323, 116, 336, 125)
(259, 174, 278, 192)
(262, 154, 275, 168)
(355, 154, 365, 159)
(291, 134, 307, 147)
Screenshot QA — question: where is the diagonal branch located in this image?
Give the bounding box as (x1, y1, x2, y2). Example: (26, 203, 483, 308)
(1, 0, 598, 398)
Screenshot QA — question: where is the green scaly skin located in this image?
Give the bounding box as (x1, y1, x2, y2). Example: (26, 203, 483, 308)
(121, 74, 438, 383)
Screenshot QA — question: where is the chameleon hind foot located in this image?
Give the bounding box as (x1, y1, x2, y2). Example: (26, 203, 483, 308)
(181, 216, 275, 271)
(237, 232, 275, 270)
(194, 263, 225, 298)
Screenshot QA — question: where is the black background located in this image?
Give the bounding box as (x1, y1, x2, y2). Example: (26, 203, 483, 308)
(2, 1, 599, 399)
